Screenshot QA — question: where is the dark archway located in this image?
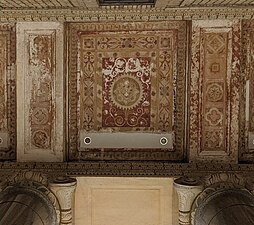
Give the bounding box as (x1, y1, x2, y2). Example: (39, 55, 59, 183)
(194, 189, 254, 225)
(0, 186, 57, 225)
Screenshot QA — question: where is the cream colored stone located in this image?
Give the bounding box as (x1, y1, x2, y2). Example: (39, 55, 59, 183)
(174, 178, 203, 225)
(17, 22, 64, 162)
(49, 177, 77, 225)
(172, 188, 179, 225)
(75, 177, 175, 225)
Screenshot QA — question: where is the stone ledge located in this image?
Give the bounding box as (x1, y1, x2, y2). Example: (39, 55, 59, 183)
(0, 7, 254, 21)
(0, 162, 254, 177)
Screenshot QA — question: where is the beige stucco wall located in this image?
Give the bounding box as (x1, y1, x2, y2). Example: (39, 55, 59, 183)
(75, 177, 178, 225)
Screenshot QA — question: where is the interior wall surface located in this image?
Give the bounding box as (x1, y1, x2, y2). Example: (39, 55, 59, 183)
(75, 177, 178, 225)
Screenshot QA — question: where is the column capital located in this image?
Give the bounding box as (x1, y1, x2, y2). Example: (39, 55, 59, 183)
(49, 176, 77, 225)
(174, 177, 204, 225)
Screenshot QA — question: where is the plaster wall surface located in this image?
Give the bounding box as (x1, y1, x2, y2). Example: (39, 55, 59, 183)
(75, 177, 178, 225)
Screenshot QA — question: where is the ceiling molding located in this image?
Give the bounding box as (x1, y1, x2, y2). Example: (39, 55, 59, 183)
(0, 7, 254, 21)
(0, 0, 254, 9)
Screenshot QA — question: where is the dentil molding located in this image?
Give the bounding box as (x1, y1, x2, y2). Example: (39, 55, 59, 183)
(1, 7, 254, 22)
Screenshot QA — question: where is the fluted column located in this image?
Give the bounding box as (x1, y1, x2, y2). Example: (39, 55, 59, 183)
(173, 177, 203, 225)
(49, 177, 77, 225)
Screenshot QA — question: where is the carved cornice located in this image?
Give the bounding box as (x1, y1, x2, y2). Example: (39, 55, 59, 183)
(0, 162, 254, 177)
(1, 7, 254, 22)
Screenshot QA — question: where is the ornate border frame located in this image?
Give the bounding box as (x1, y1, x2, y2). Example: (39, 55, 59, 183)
(0, 23, 16, 160)
(240, 19, 254, 162)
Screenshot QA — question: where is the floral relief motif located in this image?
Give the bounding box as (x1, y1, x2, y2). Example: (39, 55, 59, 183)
(32, 130, 50, 149)
(83, 38, 95, 49)
(206, 83, 223, 102)
(97, 36, 158, 49)
(205, 108, 223, 126)
(109, 74, 144, 110)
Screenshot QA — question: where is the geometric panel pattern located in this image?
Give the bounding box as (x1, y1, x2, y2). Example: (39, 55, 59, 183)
(17, 22, 64, 162)
(68, 21, 188, 161)
(202, 33, 228, 152)
(0, 24, 16, 160)
(189, 20, 241, 162)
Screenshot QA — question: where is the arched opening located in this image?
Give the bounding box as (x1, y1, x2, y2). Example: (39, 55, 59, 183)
(194, 189, 254, 225)
(0, 186, 57, 225)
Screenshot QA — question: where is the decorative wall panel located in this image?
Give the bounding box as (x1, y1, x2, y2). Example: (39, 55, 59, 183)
(240, 20, 254, 162)
(68, 21, 188, 161)
(189, 20, 240, 162)
(17, 22, 64, 162)
(0, 24, 16, 160)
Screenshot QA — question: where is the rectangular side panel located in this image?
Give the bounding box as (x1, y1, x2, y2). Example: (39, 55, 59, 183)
(0, 24, 16, 160)
(68, 21, 187, 161)
(240, 20, 254, 162)
(189, 20, 240, 162)
(75, 177, 174, 225)
(17, 22, 64, 162)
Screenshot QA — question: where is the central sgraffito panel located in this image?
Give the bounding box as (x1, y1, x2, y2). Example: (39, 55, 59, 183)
(101, 57, 151, 128)
(68, 21, 187, 161)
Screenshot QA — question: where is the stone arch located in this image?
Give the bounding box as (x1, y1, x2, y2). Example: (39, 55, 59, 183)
(0, 185, 58, 225)
(174, 174, 254, 225)
(0, 171, 61, 225)
(190, 173, 254, 225)
(192, 185, 254, 225)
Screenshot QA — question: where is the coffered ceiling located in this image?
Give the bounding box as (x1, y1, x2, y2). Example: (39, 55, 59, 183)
(0, 0, 253, 9)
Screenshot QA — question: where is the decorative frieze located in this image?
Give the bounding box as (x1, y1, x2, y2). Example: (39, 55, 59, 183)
(0, 8, 253, 22)
(17, 22, 64, 162)
(189, 20, 240, 162)
(1, 162, 254, 177)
